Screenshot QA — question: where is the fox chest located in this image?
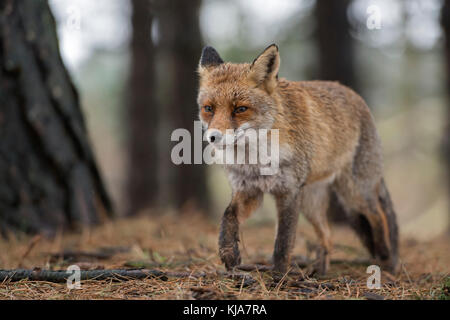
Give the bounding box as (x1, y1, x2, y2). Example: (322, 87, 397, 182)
(225, 164, 298, 194)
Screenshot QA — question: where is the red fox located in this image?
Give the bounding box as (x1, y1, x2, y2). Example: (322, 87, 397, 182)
(197, 44, 398, 275)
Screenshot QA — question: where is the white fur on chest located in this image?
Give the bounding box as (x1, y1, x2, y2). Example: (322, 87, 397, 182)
(226, 165, 296, 193)
(224, 146, 297, 193)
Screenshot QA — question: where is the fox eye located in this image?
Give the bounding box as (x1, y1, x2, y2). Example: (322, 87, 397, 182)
(234, 106, 248, 114)
(203, 105, 213, 113)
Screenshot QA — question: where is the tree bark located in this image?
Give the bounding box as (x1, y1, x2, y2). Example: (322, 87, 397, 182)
(0, 0, 112, 235)
(315, 0, 357, 224)
(156, 0, 209, 213)
(441, 0, 450, 233)
(125, 0, 158, 216)
(315, 0, 357, 91)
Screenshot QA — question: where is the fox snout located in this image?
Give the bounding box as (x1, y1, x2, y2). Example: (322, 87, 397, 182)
(206, 129, 222, 144)
(205, 128, 238, 147)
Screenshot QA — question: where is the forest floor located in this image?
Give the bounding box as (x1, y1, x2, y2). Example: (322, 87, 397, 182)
(0, 214, 448, 300)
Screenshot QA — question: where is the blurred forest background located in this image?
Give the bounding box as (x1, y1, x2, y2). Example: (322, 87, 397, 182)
(1, 0, 449, 241)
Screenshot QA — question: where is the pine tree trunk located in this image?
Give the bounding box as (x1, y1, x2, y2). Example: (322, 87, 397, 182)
(125, 0, 158, 216)
(0, 0, 112, 235)
(315, 0, 357, 224)
(441, 0, 450, 233)
(315, 0, 357, 91)
(156, 0, 209, 213)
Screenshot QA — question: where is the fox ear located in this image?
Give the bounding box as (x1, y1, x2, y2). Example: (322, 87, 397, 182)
(249, 44, 280, 93)
(198, 46, 224, 74)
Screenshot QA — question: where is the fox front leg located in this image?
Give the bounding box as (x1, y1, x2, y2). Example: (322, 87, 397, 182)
(272, 191, 301, 274)
(218, 204, 241, 269)
(219, 191, 262, 270)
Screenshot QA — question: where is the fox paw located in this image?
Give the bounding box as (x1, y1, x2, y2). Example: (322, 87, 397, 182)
(272, 261, 289, 276)
(311, 254, 330, 276)
(379, 256, 399, 275)
(219, 246, 241, 270)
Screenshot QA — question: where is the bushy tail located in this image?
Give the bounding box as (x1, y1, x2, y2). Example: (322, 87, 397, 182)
(376, 178, 399, 268)
(327, 178, 399, 273)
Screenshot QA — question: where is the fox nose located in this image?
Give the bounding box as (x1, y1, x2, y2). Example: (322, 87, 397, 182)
(207, 130, 222, 143)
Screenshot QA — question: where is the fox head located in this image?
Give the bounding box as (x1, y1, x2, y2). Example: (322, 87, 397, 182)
(197, 44, 280, 147)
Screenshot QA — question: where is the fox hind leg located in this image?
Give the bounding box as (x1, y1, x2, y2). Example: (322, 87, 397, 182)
(300, 182, 332, 275)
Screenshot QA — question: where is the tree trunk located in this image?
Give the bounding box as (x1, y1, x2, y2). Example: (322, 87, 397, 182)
(441, 0, 450, 233)
(156, 0, 209, 213)
(315, 0, 357, 91)
(315, 0, 357, 224)
(0, 0, 112, 236)
(125, 0, 158, 216)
